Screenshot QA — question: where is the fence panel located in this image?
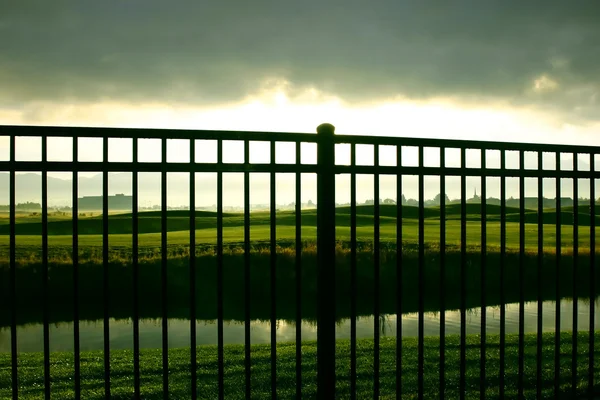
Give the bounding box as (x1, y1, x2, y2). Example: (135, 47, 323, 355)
(0, 123, 599, 399)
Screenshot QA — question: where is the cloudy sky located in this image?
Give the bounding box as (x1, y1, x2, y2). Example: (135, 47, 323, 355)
(1, 1, 599, 140)
(1, 1, 599, 205)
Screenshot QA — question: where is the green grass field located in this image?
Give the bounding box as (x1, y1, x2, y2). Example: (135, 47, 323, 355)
(0, 204, 598, 253)
(1, 332, 598, 399)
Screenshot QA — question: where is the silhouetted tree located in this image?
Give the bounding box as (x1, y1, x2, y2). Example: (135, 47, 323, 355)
(432, 193, 450, 205)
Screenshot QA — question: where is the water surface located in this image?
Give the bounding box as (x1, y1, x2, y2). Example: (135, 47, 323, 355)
(1, 298, 597, 353)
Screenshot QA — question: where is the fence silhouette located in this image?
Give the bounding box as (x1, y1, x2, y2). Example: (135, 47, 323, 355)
(1, 123, 599, 399)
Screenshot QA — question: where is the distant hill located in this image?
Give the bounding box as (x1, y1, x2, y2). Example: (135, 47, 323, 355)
(1, 204, 598, 236)
(0, 172, 212, 207)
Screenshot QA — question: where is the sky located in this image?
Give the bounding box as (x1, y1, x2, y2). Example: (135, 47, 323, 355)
(1, 1, 600, 206)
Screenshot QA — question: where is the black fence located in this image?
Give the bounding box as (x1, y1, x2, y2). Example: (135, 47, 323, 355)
(0, 123, 599, 399)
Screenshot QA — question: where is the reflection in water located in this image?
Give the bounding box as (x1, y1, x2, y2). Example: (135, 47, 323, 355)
(1, 298, 598, 353)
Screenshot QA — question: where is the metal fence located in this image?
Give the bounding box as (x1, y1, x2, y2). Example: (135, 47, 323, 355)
(0, 123, 599, 399)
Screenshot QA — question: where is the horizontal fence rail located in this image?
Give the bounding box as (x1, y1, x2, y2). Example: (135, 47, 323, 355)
(0, 123, 599, 399)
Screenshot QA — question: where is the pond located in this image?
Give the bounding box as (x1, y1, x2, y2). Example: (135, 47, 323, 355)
(1, 298, 598, 353)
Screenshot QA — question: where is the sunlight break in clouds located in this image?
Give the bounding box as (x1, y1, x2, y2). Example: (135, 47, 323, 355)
(2, 82, 600, 168)
(2, 82, 599, 207)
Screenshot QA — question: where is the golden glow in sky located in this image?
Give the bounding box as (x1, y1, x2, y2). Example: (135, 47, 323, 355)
(1, 83, 599, 164)
(1, 83, 599, 207)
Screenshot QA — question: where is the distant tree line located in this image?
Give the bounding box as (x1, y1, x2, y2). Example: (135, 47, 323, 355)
(0, 202, 42, 211)
(2, 196, 600, 212)
(358, 195, 600, 208)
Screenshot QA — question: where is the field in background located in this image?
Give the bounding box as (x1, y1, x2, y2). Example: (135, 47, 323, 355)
(0, 204, 598, 328)
(0, 204, 598, 253)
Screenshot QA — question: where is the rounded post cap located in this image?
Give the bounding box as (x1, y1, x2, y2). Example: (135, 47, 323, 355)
(317, 123, 335, 135)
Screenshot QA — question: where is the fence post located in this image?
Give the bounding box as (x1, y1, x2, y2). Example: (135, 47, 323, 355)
(316, 123, 336, 398)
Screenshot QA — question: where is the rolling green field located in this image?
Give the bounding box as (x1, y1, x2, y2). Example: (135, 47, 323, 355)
(0, 203, 598, 252)
(1, 332, 598, 399)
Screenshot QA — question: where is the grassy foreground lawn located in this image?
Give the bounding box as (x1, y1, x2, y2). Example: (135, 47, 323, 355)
(1, 332, 599, 399)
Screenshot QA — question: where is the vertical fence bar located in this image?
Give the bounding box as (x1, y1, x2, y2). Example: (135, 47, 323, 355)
(460, 148, 467, 400)
(480, 150, 487, 400)
(350, 143, 357, 400)
(72, 136, 81, 400)
(439, 147, 446, 400)
(270, 141, 277, 399)
(9, 134, 17, 400)
(316, 123, 336, 399)
(132, 137, 140, 400)
(161, 137, 169, 399)
(189, 139, 197, 400)
(554, 152, 561, 397)
(244, 140, 252, 399)
(396, 144, 403, 398)
(589, 158, 596, 397)
(536, 151, 543, 400)
(295, 141, 302, 400)
(42, 135, 50, 400)
(418, 147, 425, 400)
(572, 153, 578, 397)
(518, 151, 525, 398)
(102, 136, 110, 399)
(374, 145, 381, 399)
(217, 140, 224, 400)
(499, 150, 506, 399)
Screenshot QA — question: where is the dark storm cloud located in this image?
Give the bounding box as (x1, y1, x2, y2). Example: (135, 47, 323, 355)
(1, 1, 599, 120)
